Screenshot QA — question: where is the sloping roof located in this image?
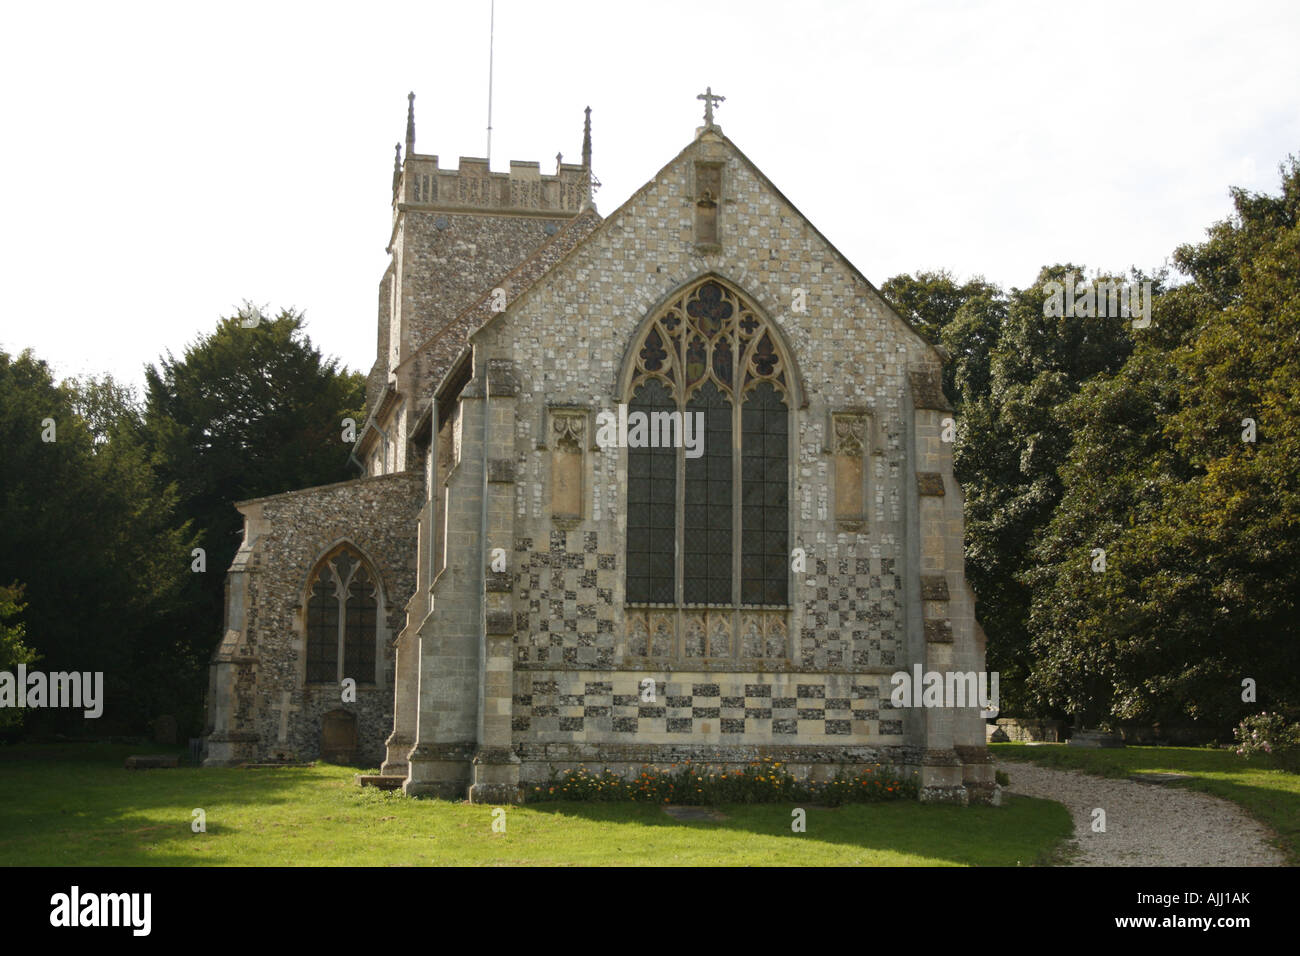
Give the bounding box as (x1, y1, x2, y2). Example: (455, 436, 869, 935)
(356, 205, 603, 453)
(399, 206, 603, 380)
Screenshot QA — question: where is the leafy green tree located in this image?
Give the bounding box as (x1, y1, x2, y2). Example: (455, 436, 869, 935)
(881, 270, 999, 344)
(0, 351, 191, 733)
(940, 286, 1007, 408)
(955, 267, 1140, 715)
(880, 270, 1005, 404)
(1026, 158, 1300, 729)
(142, 310, 366, 703)
(0, 584, 38, 733)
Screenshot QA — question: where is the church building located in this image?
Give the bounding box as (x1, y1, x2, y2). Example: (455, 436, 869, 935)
(203, 91, 996, 805)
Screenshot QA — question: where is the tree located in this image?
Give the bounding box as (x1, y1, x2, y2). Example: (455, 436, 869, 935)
(142, 310, 366, 713)
(955, 267, 1140, 715)
(0, 351, 191, 733)
(0, 584, 38, 733)
(1026, 157, 1300, 729)
(880, 270, 1000, 345)
(880, 270, 1005, 404)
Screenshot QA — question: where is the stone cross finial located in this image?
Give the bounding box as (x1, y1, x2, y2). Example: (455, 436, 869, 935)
(697, 86, 725, 126)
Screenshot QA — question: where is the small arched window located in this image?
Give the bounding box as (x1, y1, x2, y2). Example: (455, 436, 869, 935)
(625, 278, 791, 609)
(305, 546, 379, 685)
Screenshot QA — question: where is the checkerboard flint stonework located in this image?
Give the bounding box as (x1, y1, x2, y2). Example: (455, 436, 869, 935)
(204, 96, 996, 806)
(514, 677, 898, 738)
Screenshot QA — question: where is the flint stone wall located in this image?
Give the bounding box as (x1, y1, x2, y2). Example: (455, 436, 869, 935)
(473, 131, 940, 764)
(236, 472, 423, 764)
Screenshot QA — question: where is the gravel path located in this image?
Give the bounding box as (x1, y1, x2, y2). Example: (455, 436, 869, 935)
(996, 761, 1285, 866)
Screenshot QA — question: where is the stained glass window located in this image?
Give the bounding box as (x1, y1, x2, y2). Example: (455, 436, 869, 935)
(344, 564, 377, 680)
(741, 382, 788, 605)
(306, 575, 338, 683)
(624, 278, 791, 615)
(684, 382, 732, 604)
(304, 546, 381, 684)
(626, 379, 676, 604)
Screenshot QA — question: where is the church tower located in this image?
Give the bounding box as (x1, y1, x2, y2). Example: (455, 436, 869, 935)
(357, 93, 594, 478)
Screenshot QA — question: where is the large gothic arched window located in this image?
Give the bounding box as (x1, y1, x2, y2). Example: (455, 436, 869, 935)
(625, 278, 791, 611)
(305, 546, 379, 685)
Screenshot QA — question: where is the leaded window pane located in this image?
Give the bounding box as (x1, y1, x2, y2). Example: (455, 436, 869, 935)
(306, 547, 380, 683)
(684, 381, 732, 605)
(626, 379, 676, 603)
(306, 575, 338, 683)
(741, 382, 788, 606)
(344, 565, 377, 681)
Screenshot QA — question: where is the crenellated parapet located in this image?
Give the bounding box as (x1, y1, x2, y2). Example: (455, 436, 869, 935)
(397, 154, 591, 219)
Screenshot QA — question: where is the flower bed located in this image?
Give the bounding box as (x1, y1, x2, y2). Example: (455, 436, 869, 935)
(528, 757, 917, 804)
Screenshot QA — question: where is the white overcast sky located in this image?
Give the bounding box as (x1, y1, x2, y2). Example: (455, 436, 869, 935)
(2, 0, 1297, 393)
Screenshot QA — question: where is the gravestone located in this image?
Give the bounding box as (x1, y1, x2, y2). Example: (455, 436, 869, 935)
(320, 709, 358, 765)
(1068, 711, 1124, 748)
(987, 718, 1065, 742)
(154, 714, 178, 745)
(1068, 729, 1125, 748)
(125, 754, 180, 769)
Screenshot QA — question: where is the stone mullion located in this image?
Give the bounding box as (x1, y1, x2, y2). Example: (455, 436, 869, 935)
(730, 375, 742, 659)
(673, 375, 685, 657)
(782, 396, 798, 659)
(334, 569, 347, 686)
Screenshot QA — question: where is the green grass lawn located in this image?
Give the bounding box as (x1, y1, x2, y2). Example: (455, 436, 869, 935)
(993, 742, 1300, 865)
(0, 743, 1071, 866)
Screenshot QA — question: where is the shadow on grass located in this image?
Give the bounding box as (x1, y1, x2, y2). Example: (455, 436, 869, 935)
(522, 793, 1072, 867)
